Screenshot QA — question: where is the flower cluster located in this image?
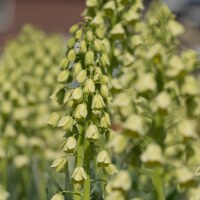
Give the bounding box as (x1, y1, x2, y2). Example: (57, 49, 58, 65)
(108, 2, 200, 199)
(49, 18, 117, 200)
(0, 25, 64, 198)
(85, 0, 143, 76)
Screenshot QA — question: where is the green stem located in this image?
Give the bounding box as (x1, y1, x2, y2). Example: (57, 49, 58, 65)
(152, 170, 164, 200)
(83, 141, 91, 200)
(73, 133, 84, 200)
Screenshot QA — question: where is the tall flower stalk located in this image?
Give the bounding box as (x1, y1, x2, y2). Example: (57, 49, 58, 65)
(49, 17, 117, 200)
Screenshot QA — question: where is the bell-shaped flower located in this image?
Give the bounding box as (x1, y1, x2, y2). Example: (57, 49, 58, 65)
(92, 94, 106, 109)
(85, 51, 94, 66)
(177, 120, 197, 139)
(83, 79, 95, 94)
(181, 76, 198, 96)
(100, 53, 110, 67)
(74, 103, 88, 120)
(124, 114, 144, 137)
(79, 40, 87, 53)
(104, 164, 118, 176)
(85, 124, 100, 142)
(110, 170, 132, 191)
(60, 58, 69, 70)
(76, 70, 87, 84)
(108, 133, 128, 154)
(73, 63, 82, 78)
(103, 1, 116, 14)
(63, 136, 77, 153)
(152, 91, 171, 114)
(140, 143, 164, 166)
(176, 167, 195, 187)
(167, 19, 184, 37)
(100, 84, 109, 98)
(58, 115, 73, 131)
(135, 73, 156, 94)
(94, 39, 103, 52)
(71, 167, 87, 184)
(72, 87, 83, 101)
(95, 27, 104, 39)
(97, 150, 111, 167)
(100, 112, 111, 128)
(110, 24, 125, 39)
(51, 157, 68, 173)
(47, 112, 60, 127)
(166, 55, 184, 78)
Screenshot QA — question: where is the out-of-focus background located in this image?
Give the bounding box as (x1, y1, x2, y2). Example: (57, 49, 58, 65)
(0, 0, 200, 51)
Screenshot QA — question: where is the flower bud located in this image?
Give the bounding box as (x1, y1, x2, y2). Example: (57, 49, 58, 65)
(67, 37, 76, 49)
(51, 193, 64, 200)
(47, 112, 60, 127)
(95, 28, 104, 39)
(69, 24, 79, 34)
(75, 29, 83, 40)
(100, 75, 109, 84)
(63, 136, 77, 153)
(100, 84, 109, 98)
(71, 167, 87, 184)
(74, 103, 88, 119)
(67, 49, 76, 62)
(76, 70, 87, 84)
(100, 112, 111, 128)
(79, 40, 87, 53)
(105, 164, 118, 175)
(85, 51, 94, 66)
(58, 115, 73, 131)
(86, 124, 100, 142)
(83, 79, 95, 94)
(86, 30, 94, 42)
(100, 53, 110, 67)
(73, 63, 82, 78)
(57, 70, 70, 83)
(51, 157, 67, 173)
(72, 87, 83, 101)
(94, 39, 102, 52)
(97, 150, 111, 167)
(92, 94, 106, 109)
(60, 58, 69, 70)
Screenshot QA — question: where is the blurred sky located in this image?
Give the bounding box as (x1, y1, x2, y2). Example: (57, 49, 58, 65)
(0, 0, 200, 49)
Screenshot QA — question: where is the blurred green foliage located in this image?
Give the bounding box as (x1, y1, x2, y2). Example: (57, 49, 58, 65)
(0, 25, 64, 200)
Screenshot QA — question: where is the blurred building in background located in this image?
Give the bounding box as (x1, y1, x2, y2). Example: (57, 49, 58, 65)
(0, 0, 85, 47)
(0, 0, 200, 51)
